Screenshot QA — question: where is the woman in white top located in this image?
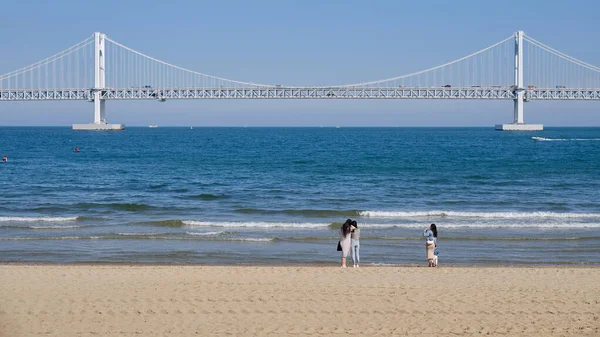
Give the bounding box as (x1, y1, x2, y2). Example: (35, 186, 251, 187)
(339, 219, 355, 267)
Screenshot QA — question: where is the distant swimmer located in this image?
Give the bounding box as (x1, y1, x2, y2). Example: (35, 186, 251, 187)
(1, 155, 6, 162)
(74, 147, 79, 152)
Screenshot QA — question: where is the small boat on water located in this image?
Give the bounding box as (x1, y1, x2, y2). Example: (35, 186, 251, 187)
(149, 125, 158, 128)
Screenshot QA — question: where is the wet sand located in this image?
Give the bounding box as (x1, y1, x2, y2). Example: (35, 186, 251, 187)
(0, 265, 598, 336)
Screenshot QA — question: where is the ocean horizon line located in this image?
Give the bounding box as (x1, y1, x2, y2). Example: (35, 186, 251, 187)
(1, 125, 599, 128)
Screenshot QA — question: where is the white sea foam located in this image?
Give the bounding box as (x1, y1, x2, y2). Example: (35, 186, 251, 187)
(184, 219, 600, 229)
(185, 231, 226, 236)
(224, 238, 275, 242)
(183, 219, 600, 229)
(183, 221, 326, 228)
(369, 263, 402, 266)
(28, 225, 85, 229)
(532, 136, 600, 141)
(117, 232, 164, 236)
(0, 216, 78, 222)
(0, 236, 90, 240)
(359, 210, 600, 219)
(357, 223, 600, 229)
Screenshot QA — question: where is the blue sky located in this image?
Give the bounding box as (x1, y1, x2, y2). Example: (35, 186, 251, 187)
(1, 0, 599, 126)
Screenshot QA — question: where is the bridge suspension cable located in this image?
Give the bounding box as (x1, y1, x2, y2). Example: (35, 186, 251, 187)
(103, 37, 273, 89)
(0, 36, 95, 90)
(524, 36, 600, 72)
(324, 35, 515, 88)
(523, 34, 600, 89)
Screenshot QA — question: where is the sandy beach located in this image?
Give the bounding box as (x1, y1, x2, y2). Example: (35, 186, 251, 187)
(0, 265, 598, 336)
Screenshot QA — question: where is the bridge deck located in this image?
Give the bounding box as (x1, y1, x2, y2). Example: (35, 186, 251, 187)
(1, 87, 599, 101)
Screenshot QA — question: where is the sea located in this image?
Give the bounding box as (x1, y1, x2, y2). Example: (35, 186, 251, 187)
(1, 126, 599, 266)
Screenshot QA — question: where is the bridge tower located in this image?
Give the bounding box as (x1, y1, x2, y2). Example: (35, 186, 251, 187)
(495, 30, 543, 131)
(93, 32, 106, 124)
(73, 32, 124, 130)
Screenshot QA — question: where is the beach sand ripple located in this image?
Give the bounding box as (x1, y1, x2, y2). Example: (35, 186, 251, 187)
(0, 265, 599, 336)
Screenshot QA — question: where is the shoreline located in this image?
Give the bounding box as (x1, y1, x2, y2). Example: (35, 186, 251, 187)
(1, 261, 599, 268)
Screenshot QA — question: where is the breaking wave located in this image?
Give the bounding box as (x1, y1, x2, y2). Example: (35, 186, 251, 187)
(184, 220, 600, 229)
(360, 210, 600, 219)
(0, 216, 79, 222)
(183, 221, 327, 228)
(185, 231, 228, 236)
(28, 225, 86, 229)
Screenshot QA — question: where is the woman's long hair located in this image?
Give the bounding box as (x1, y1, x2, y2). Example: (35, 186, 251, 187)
(342, 224, 352, 236)
(430, 224, 438, 238)
(342, 219, 353, 236)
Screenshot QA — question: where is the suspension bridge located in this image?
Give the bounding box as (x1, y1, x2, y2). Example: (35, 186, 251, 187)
(1, 30, 599, 130)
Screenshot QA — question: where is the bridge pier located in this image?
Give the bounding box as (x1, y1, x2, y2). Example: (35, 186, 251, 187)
(73, 32, 123, 130)
(514, 90, 524, 124)
(496, 30, 542, 131)
(94, 91, 105, 124)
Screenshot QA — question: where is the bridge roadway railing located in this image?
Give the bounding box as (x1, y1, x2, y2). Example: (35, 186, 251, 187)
(1, 87, 600, 101)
